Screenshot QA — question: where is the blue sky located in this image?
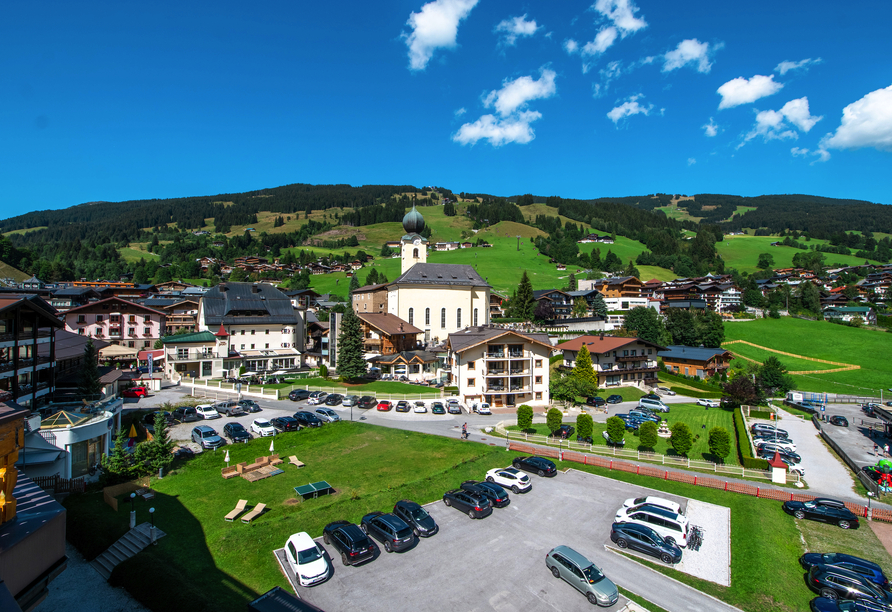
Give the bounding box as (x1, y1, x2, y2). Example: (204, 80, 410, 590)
(2, 0, 891, 215)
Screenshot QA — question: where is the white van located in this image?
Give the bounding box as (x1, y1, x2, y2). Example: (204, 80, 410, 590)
(637, 397, 669, 413)
(615, 504, 689, 547)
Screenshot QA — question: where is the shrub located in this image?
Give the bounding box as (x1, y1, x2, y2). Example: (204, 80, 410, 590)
(638, 421, 658, 449)
(669, 422, 693, 456)
(576, 412, 594, 439)
(319, 364, 328, 378)
(708, 426, 731, 462)
(605, 416, 626, 445)
(516, 404, 534, 431)
(732, 408, 771, 470)
(546, 408, 563, 433)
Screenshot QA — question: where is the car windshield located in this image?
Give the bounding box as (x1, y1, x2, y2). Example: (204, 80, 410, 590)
(201, 430, 215, 438)
(396, 527, 413, 539)
(410, 507, 430, 521)
(297, 546, 321, 564)
(803, 501, 816, 508)
(231, 424, 245, 431)
(582, 564, 605, 584)
(256, 420, 271, 427)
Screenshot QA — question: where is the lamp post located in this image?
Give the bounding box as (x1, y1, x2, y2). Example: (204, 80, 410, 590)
(149, 507, 156, 545)
(129, 492, 137, 529)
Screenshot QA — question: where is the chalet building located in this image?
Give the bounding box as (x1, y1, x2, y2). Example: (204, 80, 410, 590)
(659, 281, 741, 312)
(63, 297, 165, 350)
(447, 327, 552, 409)
(590, 276, 644, 299)
(153, 280, 197, 293)
(556, 334, 664, 389)
(368, 350, 440, 382)
(0, 295, 62, 408)
(532, 289, 573, 319)
(658, 345, 733, 379)
(566, 289, 603, 315)
(284, 288, 321, 310)
(304, 316, 329, 368)
(490, 292, 507, 318)
(142, 297, 199, 334)
(48, 287, 100, 312)
(357, 313, 421, 356)
(823, 306, 877, 325)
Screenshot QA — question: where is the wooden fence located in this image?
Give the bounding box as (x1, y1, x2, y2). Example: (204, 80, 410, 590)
(102, 477, 151, 512)
(32, 474, 86, 496)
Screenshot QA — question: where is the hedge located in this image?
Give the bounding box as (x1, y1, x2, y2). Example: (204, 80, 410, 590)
(668, 386, 723, 399)
(732, 407, 770, 470)
(749, 410, 773, 420)
(659, 371, 724, 393)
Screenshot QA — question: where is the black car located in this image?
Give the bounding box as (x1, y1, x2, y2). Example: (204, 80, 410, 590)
(324, 394, 344, 406)
(322, 520, 377, 566)
(143, 411, 173, 430)
(783, 498, 860, 529)
(550, 424, 575, 439)
(751, 424, 789, 438)
(173, 407, 200, 423)
(293, 411, 323, 428)
(807, 566, 892, 604)
(829, 415, 850, 427)
(757, 446, 801, 464)
(606, 395, 623, 404)
(172, 446, 195, 460)
(461, 480, 510, 508)
(223, 422, 252, 443)
(809, 597, 892, 612)
(271, 416, 301, 432)
(442, 488, 493, 519)
(393, 500, 439, 537)
(512, 456, 557, 477)
(642, 393, 661, 401)
(288, 389, 311, 401)
(395, 400, 410, 412)
(238, 399, 262, 413)
(357, 396, 377, 409)
(615, 414, 643, 430)
(610, 522, 682, 564)
(800, 553, 889, 590)
(586, 396, 606, 407)
(752, 431, 795, 443)
(360, 512, 415, 553)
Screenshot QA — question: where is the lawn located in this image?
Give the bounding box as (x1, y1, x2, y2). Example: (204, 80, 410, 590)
(717, 235, 879, 273)
(724, 317, 892, 395)
(796, 517, 892, 578)
(119, 246, 160, 262)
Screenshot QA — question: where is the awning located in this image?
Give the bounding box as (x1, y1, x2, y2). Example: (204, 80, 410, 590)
(138, 349, 165, 361)
(99, 345, 139, 358)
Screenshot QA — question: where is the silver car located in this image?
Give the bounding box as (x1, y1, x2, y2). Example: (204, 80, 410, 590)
(342, 395, 359, 407)
(546, 545, 618, 607)
(314, 408, 340, 423)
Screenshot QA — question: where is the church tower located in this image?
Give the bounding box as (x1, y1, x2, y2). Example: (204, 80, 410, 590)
(400, 205, 428, 274)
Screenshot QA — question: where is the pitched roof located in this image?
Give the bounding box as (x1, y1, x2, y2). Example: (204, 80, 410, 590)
(0, 294, 63, 326)
(52, 329, 110, 360)
(555, 334, 664, 353)
(594, 276, 643, 286)
(393, 263, 491, 288)
(354, 283, 390, 292)
(447, 326, 551, 354)
(357, 313, 421, 336)
(162, 331, 217, 344)
(368, 350, 439, 365)
(64, 296, 165, 316)
(201, 282, 299, 326)
(657, 345, 732, 361)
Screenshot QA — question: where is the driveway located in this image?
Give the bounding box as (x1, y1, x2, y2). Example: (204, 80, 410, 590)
(295, 469, 738, 612)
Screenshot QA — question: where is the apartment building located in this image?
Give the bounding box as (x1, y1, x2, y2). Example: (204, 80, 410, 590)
(63, 297, 165, 350)
(556, 334, 664, 388)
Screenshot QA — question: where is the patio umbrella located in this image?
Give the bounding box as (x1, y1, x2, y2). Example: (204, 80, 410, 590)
(128, 423, 138, 448)
(224, 450, 230, 466)
(269, 439, 274, 453)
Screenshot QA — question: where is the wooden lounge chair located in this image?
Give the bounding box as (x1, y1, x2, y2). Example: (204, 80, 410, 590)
(269, 454, 283, 466)
(224, 499, 248, 522)
(288, 456, 305, 468)
(222, 465, 239, 479)
(241, 502, 267, 523)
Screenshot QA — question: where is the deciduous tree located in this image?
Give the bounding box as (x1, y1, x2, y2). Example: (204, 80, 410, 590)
(708, 426, 731, 462)
(623, 306, 668, 346)
(516, 404, 533, 431)
(669, 421, 693, 456)
(546, 407, 563, 433)
(638, 421, 658, 449)
(605, 416, 626, 445)
(576, 412, 594, 439)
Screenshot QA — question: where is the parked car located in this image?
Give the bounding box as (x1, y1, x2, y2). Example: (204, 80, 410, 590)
(446, 399, 463, 413)
(173, 407, 199, 423)
(270, 416, 301, 432)
(615, 504, 689, 548)
(357, 396, 377, 409)
(314, 408, 340, 423)
(755, 439, 797, 454)
(807, 565, 891, 603)
(752, 431, 795, 443)
(307, 392, 328, 405)
(143, 411, 173, 429)
(637, 398, 669, 413)
(610, 522, 683, 564)
(550, 424, 575, 439)
(322, 520, 377, 566)
(442, 488, 493, 519)
(341, 395, 359, 407)
(655, 386, 676, 396)
(622, 496, 683, 515)
(191, 425, 225, 449)
(251, 419, 277, 437)
(783, 498, 860, 529)
(222, 422, 252, 443)
(324, 394, 343, 406)
(196, 405, 221, 420)
(485, 467, 532, 494)
(122, 387, 148, 398)
(628, 410, 660, 423)
(172, 446, 194, 460)
(586, 396, 606, 407)
(606, 395, 623, 404)
(238, 399, 262, 413)
(696, 398, 721, 408)
(751, 424, 789, 437)
(829, 415, 850, 427)
(809, 597, 892, 612)
(288, 389, 311, 401)
(413, 401, 427, 413)
(757, 446, 802, 464)
(360, 512, 415, 553)
(461, 480, 510, 508)
(214, 401, 246, 417)
(475, 402, 492, 415)
(431, 402, 446, 415)
(512, 456, 557, 477)
(293, 411, 323, 428)
(545, 545, 619, 607)
(800, 553, 889, 590)
(284, 532, 330, 586)
(395, 400, 411, 413)
(393, 500, 439, 537)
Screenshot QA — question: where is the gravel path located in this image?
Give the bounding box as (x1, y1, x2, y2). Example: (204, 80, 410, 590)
(35, 543, 149, 612)
(676, 500, 731, 587)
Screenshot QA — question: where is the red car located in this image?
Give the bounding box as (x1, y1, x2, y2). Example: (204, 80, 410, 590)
(376, 400, 392, 411)
(122, 386, 149, 398)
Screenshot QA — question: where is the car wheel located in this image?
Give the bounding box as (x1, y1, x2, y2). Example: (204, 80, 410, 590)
(660, 553, 673, 564)
(341, 552, 349, 566)
(550, 566, 561, 579)
(838, 520, 851, 529)
(794, 510, 805, 519)
(323, 534, 330, 545)
(820, 589, 838, 600)
(468, 510, 476, 519)
(538, 469, 545, 477)
(443, 498, 451, 507)
(587, 593, 598, 605)
(512, 485, 520, 494)
(616, 538, 628, 549)
(486, 476, 494, 482)
(384, 541, 392, 553)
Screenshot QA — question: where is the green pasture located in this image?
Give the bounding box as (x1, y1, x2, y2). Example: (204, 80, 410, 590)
(717, 235, 878, 273)
(0, 260, 29, 282)
(119, 246, 160, 262)
(2, 225, 47, 236)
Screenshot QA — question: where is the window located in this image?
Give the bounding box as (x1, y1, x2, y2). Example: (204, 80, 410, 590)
(241, 329, 245, 335)
(467, 378, 475, 387)
(251, 330, 255, 335)
(128, 341, 135, 348)
(456, 308, 462, 328)
(413, 248, 419, 258)
(250, 344, 255, 349)
(265, 329, 269, 335)
(265, 343, 269, 349)
(144, 315, 150, 322)
(77, 315, 86, 323)
(110, 315, 120, 323)
(408, 308, 414, 325)
(240, 344, 245, 349)
(468, 361, 475, 370)
(473, 308, 478, 326)
(441, 308, 446, 328)
(425, 308, 430, 326)
(129, 315, 136, 322)
(535, 359, 542, 368)
(647, 349, 652, 355)
(78, 328, 84, 335)
(535, 376, 542, 384)
(535, 392, 542, 400)
(96, 315, 104, 322)
(144, 327, 150, 335)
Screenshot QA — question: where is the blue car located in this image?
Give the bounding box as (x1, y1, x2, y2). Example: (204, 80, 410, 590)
(801, 553, 889, 590)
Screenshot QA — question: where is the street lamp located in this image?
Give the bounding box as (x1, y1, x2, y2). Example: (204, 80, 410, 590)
(129, 492, 137, 529)
(149, 507, 156, 545)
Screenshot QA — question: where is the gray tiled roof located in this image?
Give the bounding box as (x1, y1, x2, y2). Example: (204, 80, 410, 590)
(201, 282, 300, 326)
(657, 345, 731, 361)
(393, 263, 490, 287)
(447, 326, 550, 353)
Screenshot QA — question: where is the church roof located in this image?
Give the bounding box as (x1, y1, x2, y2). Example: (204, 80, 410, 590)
(392, 263, 491, 288)
(402, 204, 425, 234)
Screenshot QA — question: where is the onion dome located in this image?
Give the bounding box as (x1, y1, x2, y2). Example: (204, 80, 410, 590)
(402, 205, 425, 235)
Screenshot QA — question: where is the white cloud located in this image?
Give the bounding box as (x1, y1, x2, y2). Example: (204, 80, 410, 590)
(775, 58, 822, 75)
(703, 117, 718, 137)
(592, 60, 623, 98)
(593, 0, 647, 36)
(662, 39, 720, 73)
(564, 39, 579, 54)
(607, 94, 653, 124)
(791, 147, 831, 163)
(820, 84, 892, 152)
(455, 107, 466, 117)
(717, 74, 783, 109)
(687, 158, 697, 166)
(452, 111, 542, 146)
(779, 97, 822, 132)
(583, 27, 618, 56)
(495, 14, 540, 46)
(740, 97, 821, 147)
(402, 0, 478, 71)
(483, 69, 557, 117)
(790, 147, 810, 157)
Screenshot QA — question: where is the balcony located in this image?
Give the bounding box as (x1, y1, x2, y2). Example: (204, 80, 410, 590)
(487, 351, 504, 359)
(599, 362, 659, 374)
(507, 350, 524, 358)
(0, 329, 54, 344)
(508, 368, 528, 375)
(615, 354, 646, 363)
(168, 351, 216, 362)
(485, 369, 506, 376)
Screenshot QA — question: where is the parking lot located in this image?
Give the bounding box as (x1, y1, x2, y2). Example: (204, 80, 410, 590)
(288, 469, 737, 612)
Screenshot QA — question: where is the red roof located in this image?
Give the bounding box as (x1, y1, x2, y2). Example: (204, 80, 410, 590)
(137, 349, 165, 360)
(214, 323, 230, 337)
(555, 335, 663, 353)
(767, 451, 787, 469)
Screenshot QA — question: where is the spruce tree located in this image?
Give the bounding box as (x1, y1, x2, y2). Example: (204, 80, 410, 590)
(572, 346, 597, 386)
(591, 293, 608, 318)
(348, 274, 360, 297)
(78, 338, 102, 398)
(515, 271, 535, 321)
(336, 309, 367, 380)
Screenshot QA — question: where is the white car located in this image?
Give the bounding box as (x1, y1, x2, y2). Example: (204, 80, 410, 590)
(413, 401, 427, 413)
(655, 386, 676, 396)
(307, 392, 328, 405)
(250, 419, 276, 437)
(314, 408, 340, 422)
(475, 403, 492, 415)
(615, 505, 689, 548)
(755, 439, 797, 453)
(621, 496, 683, 515)
(195, 405, 221, 419)
(284, 532, 330, 587)
(485, 467, 532, 494)
(696, 398, 721, 408)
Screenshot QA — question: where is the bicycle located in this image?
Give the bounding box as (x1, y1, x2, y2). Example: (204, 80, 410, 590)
(687, 525, 705, 551)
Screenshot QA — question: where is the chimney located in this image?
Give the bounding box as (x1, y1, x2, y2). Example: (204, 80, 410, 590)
(251, 284, 260, 293)
(599, 332, 604, 340)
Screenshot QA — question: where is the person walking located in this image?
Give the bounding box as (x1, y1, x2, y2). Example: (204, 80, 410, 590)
(885, 443, 890, 457)
(462, 423, 468, 440)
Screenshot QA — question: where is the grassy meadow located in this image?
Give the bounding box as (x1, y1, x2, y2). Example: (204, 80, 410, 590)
(717, 234, 879, 273)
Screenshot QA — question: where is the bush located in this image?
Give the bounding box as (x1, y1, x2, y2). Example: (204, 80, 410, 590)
(668, 386, 723, 399)
(638, 421, 658, 449)
(605, 416, 626, 445)
(546, 408, 563, 433)
(319, 364, 328, 378)
(516, 405, 534, 431)
(576, 412, 594, 439)
(708, 426, 731, 462)
(749, 410, 772, 420)
(732, 407, 771, 470)
(669, 422, 693, 456)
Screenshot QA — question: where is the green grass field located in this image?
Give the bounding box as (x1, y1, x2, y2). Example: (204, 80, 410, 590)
(2, 225, 47, 236)
(0, 259, 30, 282)
(119, 246, 160, 262)
(717, 235, 879, 273)
(724, 318, 892, 395)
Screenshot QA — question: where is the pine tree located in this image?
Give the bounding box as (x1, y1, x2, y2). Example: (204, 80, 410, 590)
(591, 293, 608, 318)
(102, 429, 137, 484)
(366, 269, 380, 285)
(348, 274, 360, 297)
(515, 271, 535, 320)
(566, 273, 577, 291)
(336, 309, 367, 380)
(78, 338, 102, 398)
(572, 346, 597, 386)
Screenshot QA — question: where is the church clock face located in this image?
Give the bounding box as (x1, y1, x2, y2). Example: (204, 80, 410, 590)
(413, 238, 421, 246)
